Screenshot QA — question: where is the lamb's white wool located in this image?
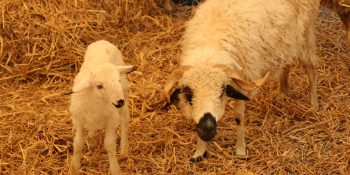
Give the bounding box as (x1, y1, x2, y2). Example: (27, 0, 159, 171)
(69, 40, 136, 174)
(162, 0, 320, 162)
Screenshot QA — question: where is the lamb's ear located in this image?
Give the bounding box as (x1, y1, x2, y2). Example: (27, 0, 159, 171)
(72, 76, 91, 93)
(162, 65, 192, 103)
(117, 65, 137, 74)
(225, 85, 250, 100)
(214, 64, 270, 92)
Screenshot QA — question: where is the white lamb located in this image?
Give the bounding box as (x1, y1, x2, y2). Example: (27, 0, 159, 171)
(69, 40, 136, 174)
(160, 0, 320, 162)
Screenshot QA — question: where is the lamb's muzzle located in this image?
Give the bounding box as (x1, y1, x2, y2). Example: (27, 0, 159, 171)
(197, 112, 217, 141)
(113, 99, 125, 108)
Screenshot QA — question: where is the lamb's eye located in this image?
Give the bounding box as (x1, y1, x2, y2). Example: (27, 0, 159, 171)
(96, 84, 103, 89)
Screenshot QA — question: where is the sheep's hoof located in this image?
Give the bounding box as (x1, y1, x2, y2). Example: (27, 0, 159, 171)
(189, 151, 208, 163)
(310, 98, 319, 111)
(235, 149, 250, 160)
(235, 154, 250, 160)
(110, 167, 121, 175)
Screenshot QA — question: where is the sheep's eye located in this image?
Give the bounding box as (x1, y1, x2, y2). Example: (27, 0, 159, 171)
(96, 84, 103, 89)
(182, 86, 193, 105)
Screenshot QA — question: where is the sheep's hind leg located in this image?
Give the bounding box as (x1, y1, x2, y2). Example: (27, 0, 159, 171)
(104, 124, 120, 175)
(72, 123, 85, 170)
(279, 65, 291, 95)
(190, 138, 208, 163)
(338, 12, 350, 45)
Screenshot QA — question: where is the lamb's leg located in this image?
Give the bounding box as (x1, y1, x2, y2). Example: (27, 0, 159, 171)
(190, 138, 208, 163)
(119, 105, 130, 156)
(279, 65, 291, 95)
(304, 64, 318, 110)
(235, 100, 247, 157)
(104, 124, 120, 175)
(338, 12, 350, 45)
(72, 123, 84, 170)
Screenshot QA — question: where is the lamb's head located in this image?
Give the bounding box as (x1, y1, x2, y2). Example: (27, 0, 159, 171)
(162, 65, 269, 141)
(72, 64, 137, 109)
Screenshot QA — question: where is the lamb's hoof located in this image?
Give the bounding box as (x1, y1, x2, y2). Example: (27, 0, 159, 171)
(120, 148, 129, 157)
(189, 151, 208, 163)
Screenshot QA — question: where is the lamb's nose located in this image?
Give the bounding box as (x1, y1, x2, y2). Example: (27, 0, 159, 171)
(118, 99, 124, 106)
(114, 99, 125, 108)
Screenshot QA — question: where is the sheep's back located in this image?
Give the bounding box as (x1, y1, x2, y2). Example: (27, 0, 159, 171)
(181, 0, 319, 81)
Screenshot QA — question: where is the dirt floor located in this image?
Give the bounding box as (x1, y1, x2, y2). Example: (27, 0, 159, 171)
(1, 1, 350, 174)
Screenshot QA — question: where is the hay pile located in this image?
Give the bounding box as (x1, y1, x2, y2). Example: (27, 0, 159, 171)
(0, 0, 349, 174)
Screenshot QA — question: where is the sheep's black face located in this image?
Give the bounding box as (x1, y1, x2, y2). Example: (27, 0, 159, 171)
(171, 67, 249, 141)
(197, 113, 217, 141)
(176, 68, 229, 122)
(182, 86, 193, 105)
(163, 86, 193, 109)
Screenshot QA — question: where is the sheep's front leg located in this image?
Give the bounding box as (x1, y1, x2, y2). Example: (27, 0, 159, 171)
(304, 64, 318, 110)
(235, 100, 247, 157)
(72, 123, 84, 170)
(104, 124, 120, 174)
(119, 105, 130, 156)
(190, 138, 208, 163)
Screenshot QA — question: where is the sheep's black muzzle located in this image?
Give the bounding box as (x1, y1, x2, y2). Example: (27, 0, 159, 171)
(113, 99, 125, 108)
(197, 113, 217, 141)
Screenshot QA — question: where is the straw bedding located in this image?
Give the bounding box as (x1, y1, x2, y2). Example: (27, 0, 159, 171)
(1, 0, 350, 174)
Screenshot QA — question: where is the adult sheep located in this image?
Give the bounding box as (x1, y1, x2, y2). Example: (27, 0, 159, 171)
(160, 0, 320, 162)
(69, 40, 136, 174)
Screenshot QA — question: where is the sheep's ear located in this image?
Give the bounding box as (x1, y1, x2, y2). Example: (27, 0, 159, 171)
(117, 65, 137, 74)
(161, 88, 181, 109)
(225, 85, 250, 100)
(72, 76, 91, 93)
(232, 72, 270, 92)
(162, 65, 192, 102)
(214, 64, 270, 92)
